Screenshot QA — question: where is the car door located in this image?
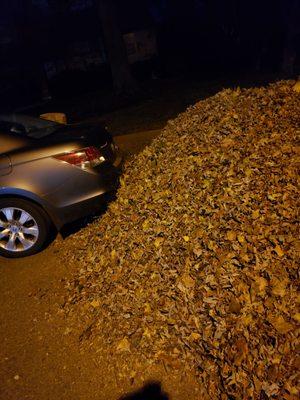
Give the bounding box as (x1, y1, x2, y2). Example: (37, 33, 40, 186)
(0, 155, 12, 176)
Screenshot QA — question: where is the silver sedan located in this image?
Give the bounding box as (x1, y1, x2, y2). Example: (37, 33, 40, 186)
(0, 114, 122, 258)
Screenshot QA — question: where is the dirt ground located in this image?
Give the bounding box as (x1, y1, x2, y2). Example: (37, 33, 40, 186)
(0, 130, 203, 400)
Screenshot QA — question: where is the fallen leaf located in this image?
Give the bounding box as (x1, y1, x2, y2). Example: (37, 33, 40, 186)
(189, 332, 201, 341)
(268, 315, 294, 334)
(274, 245, 284, 257)
(90, 300, 100, 308)
(154, 237, 164, 248)
(117, 338, 131, 352)
(227, 231, 237, 241)
(293, 81, 300, 92)
(228, 298, 242, 314)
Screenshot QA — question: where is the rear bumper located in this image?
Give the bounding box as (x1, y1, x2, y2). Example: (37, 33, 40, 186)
(44, 154, 123, 229)
(53, 190, 116, 228)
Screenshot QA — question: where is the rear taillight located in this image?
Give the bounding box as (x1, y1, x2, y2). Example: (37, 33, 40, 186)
(53, 146, 105, 169)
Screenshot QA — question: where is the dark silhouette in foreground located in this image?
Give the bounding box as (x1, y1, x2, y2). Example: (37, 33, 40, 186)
(119, 382, 169, 400)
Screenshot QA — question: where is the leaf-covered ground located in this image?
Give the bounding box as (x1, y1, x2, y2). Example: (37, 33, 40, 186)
(61, 80, 300, 399)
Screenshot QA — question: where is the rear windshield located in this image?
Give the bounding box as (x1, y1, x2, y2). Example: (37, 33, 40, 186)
(0, 114, 62, 139)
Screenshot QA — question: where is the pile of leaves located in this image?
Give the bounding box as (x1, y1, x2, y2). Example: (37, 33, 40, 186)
(61, 80, 300, 399)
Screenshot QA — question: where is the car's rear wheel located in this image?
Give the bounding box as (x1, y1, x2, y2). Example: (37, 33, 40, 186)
(0, 199, 50, 258)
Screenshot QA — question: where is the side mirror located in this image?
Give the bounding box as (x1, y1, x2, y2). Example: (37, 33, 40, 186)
(40, 113, 67, 124)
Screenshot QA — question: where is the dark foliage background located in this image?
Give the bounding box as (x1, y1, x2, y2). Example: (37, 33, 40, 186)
(0, 0, 299, 111)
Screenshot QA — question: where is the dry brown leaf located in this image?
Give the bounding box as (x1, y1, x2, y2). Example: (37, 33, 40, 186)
(268, 315, 294, 334)
(117, 338, 131, 352)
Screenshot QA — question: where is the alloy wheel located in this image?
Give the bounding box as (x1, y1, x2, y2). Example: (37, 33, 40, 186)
(0, 207, 39, 252)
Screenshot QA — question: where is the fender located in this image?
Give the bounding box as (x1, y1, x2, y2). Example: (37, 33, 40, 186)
(0, 187, 62, 229)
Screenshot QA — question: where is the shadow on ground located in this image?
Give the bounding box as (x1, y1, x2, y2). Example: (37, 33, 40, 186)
(119, 382, 169, 400)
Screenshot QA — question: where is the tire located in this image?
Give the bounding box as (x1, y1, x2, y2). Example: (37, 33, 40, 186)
(0, 198, 50, 258)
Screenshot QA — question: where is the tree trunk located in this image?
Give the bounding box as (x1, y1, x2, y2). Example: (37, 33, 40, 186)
(98, 0, 138, 96)
(281, 0, 300, 76)
(19, 0, 50, 101)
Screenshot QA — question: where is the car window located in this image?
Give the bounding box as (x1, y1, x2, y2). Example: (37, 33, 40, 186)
(0, 114, 62, 139)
